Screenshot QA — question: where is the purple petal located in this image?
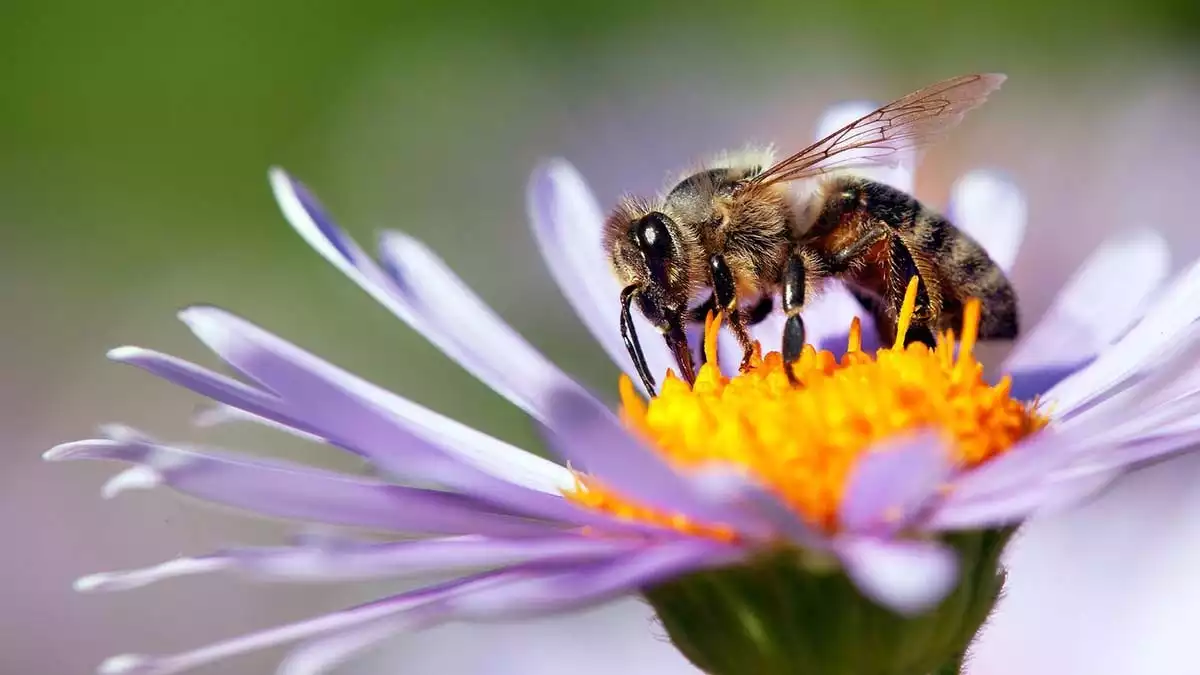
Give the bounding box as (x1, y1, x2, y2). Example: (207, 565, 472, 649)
(526, 160, 674, 395)
(95, 572, 504, 675)
(75, 535, 648, 591)
(924, 429, 1081, 525)
(179, 306, 573, 495)
(376, 231, 595, 416)
(444, 538, 742, 618)
(278, 620, 408, 675)
(1008, 360, 1093, 401)
(1005, 229, 1168, 375)
(541, 388, 774, 532)
(1048, 429, 1200, 491)
(96, 541, 734, 675)
(109, 339, 597, 526)
(835, 536, 959, 615)
(270, 168, 585, 419)
(45, 437, 558, 537)
(927, 469, 1119, 531)
(946, 171, 1026, 274)
(840, 431, 954, 535)
(688, 465, 823, 547)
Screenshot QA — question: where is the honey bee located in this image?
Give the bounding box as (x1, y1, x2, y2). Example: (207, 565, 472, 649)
(604, 73, 1018, 396)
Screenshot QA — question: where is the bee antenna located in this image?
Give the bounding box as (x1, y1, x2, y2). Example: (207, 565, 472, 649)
(620, 284, 657, 397)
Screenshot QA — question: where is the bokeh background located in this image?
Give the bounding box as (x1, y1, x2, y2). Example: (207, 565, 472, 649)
(5, 1, 1200, 674)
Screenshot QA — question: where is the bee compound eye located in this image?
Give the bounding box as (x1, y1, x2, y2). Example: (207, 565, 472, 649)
(635, 212, 673, 258)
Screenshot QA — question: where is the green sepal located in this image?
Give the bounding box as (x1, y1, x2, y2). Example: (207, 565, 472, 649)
(644, 529, 1011, 675)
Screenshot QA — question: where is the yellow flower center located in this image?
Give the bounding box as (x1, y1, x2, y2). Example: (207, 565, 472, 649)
(567, 279, 1048, 540)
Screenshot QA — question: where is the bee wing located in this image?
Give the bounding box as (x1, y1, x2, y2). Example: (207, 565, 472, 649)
(747, 73, 1006, 188)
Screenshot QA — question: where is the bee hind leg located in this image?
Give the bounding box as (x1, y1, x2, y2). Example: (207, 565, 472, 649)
(886, 237, 938, 349)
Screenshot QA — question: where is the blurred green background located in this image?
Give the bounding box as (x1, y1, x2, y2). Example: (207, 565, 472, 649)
(4, 1, 1199, 674)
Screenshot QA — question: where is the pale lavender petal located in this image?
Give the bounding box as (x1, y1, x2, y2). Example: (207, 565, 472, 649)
(1055, 322, 1200, 437)
(1046, 256, 1200, 416)
(108, 339, 599, 526)
(75, 535, 647, 591)
(1066, 372, 1197, 444)
(946, 171, 1026, 274)
(376, 231, 594, 416)
(95, 572, 503, 675)
(1047, 429, 1200, 490)
(179, 306, 573, 495)
(688, 466, 822, 547)
(918, 421, 1197, 531)
(1005, 229, 1169, 374)
(96, 541, 736, 675)
(527, 160, 674, 394)
(445, 539, 742, 618)
(835, 537, 958, 615)
(840, 431, 953, 535)
(926, 429, 1079, 522)
(927, 469, 1119, 531)
(45, 438, 557, 537)
(278, 620, 408, 675)
(1008, 361, 1093, 402)
(108, 346, 298, 430)
(541, 388, 773, 531)
(270, 168, 584, 418)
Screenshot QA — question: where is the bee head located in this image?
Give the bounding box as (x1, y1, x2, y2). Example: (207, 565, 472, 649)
(604, 207, 694, 325)
(605, 206, 697, 395)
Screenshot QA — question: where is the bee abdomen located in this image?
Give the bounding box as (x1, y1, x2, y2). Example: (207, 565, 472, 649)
(926, 212, 1018, 339)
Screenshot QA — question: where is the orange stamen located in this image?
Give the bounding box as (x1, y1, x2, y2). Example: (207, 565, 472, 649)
(566, 292, 1048, 538)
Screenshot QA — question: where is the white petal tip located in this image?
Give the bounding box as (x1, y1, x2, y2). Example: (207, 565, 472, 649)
(106, 346, 146, 362)
(175, 305, 211, 325)
(191, 405, 235, 428)
(530, 157, 581, 185)
(98, 654, 152, 675)
(376, 229, 419, 254)
(74, 573, 112, 592)
(268, 166, 294, 192)
(75, 558, 225, 592)
(177, 306, 242, 355)
(43, 443, 82, 461)
(102, 466, 162, 498)
(98, 424, 152, 443)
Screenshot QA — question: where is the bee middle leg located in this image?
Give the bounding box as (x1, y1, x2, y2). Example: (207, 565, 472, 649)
(688, 294, 773, 326)
(689, 294, 773, 367)
(780, 248, 824, 384)
(708, 254, 758, 371)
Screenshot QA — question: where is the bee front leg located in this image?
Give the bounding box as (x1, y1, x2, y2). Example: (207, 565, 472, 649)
(709, 254, 756, 371)
(781, 250, 810, 384)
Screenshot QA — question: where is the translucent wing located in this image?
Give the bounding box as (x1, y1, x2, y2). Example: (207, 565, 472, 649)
(747, 73, 1006, 188)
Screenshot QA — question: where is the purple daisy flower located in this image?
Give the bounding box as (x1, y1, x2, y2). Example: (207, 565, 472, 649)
(49, 95, 1200, 675)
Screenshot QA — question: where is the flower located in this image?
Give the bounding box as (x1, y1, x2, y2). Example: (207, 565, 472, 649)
(49, 95, 1200, 675)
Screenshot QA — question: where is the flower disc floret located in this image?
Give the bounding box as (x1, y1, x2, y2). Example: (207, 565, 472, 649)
(569, 281, 1048, 534)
